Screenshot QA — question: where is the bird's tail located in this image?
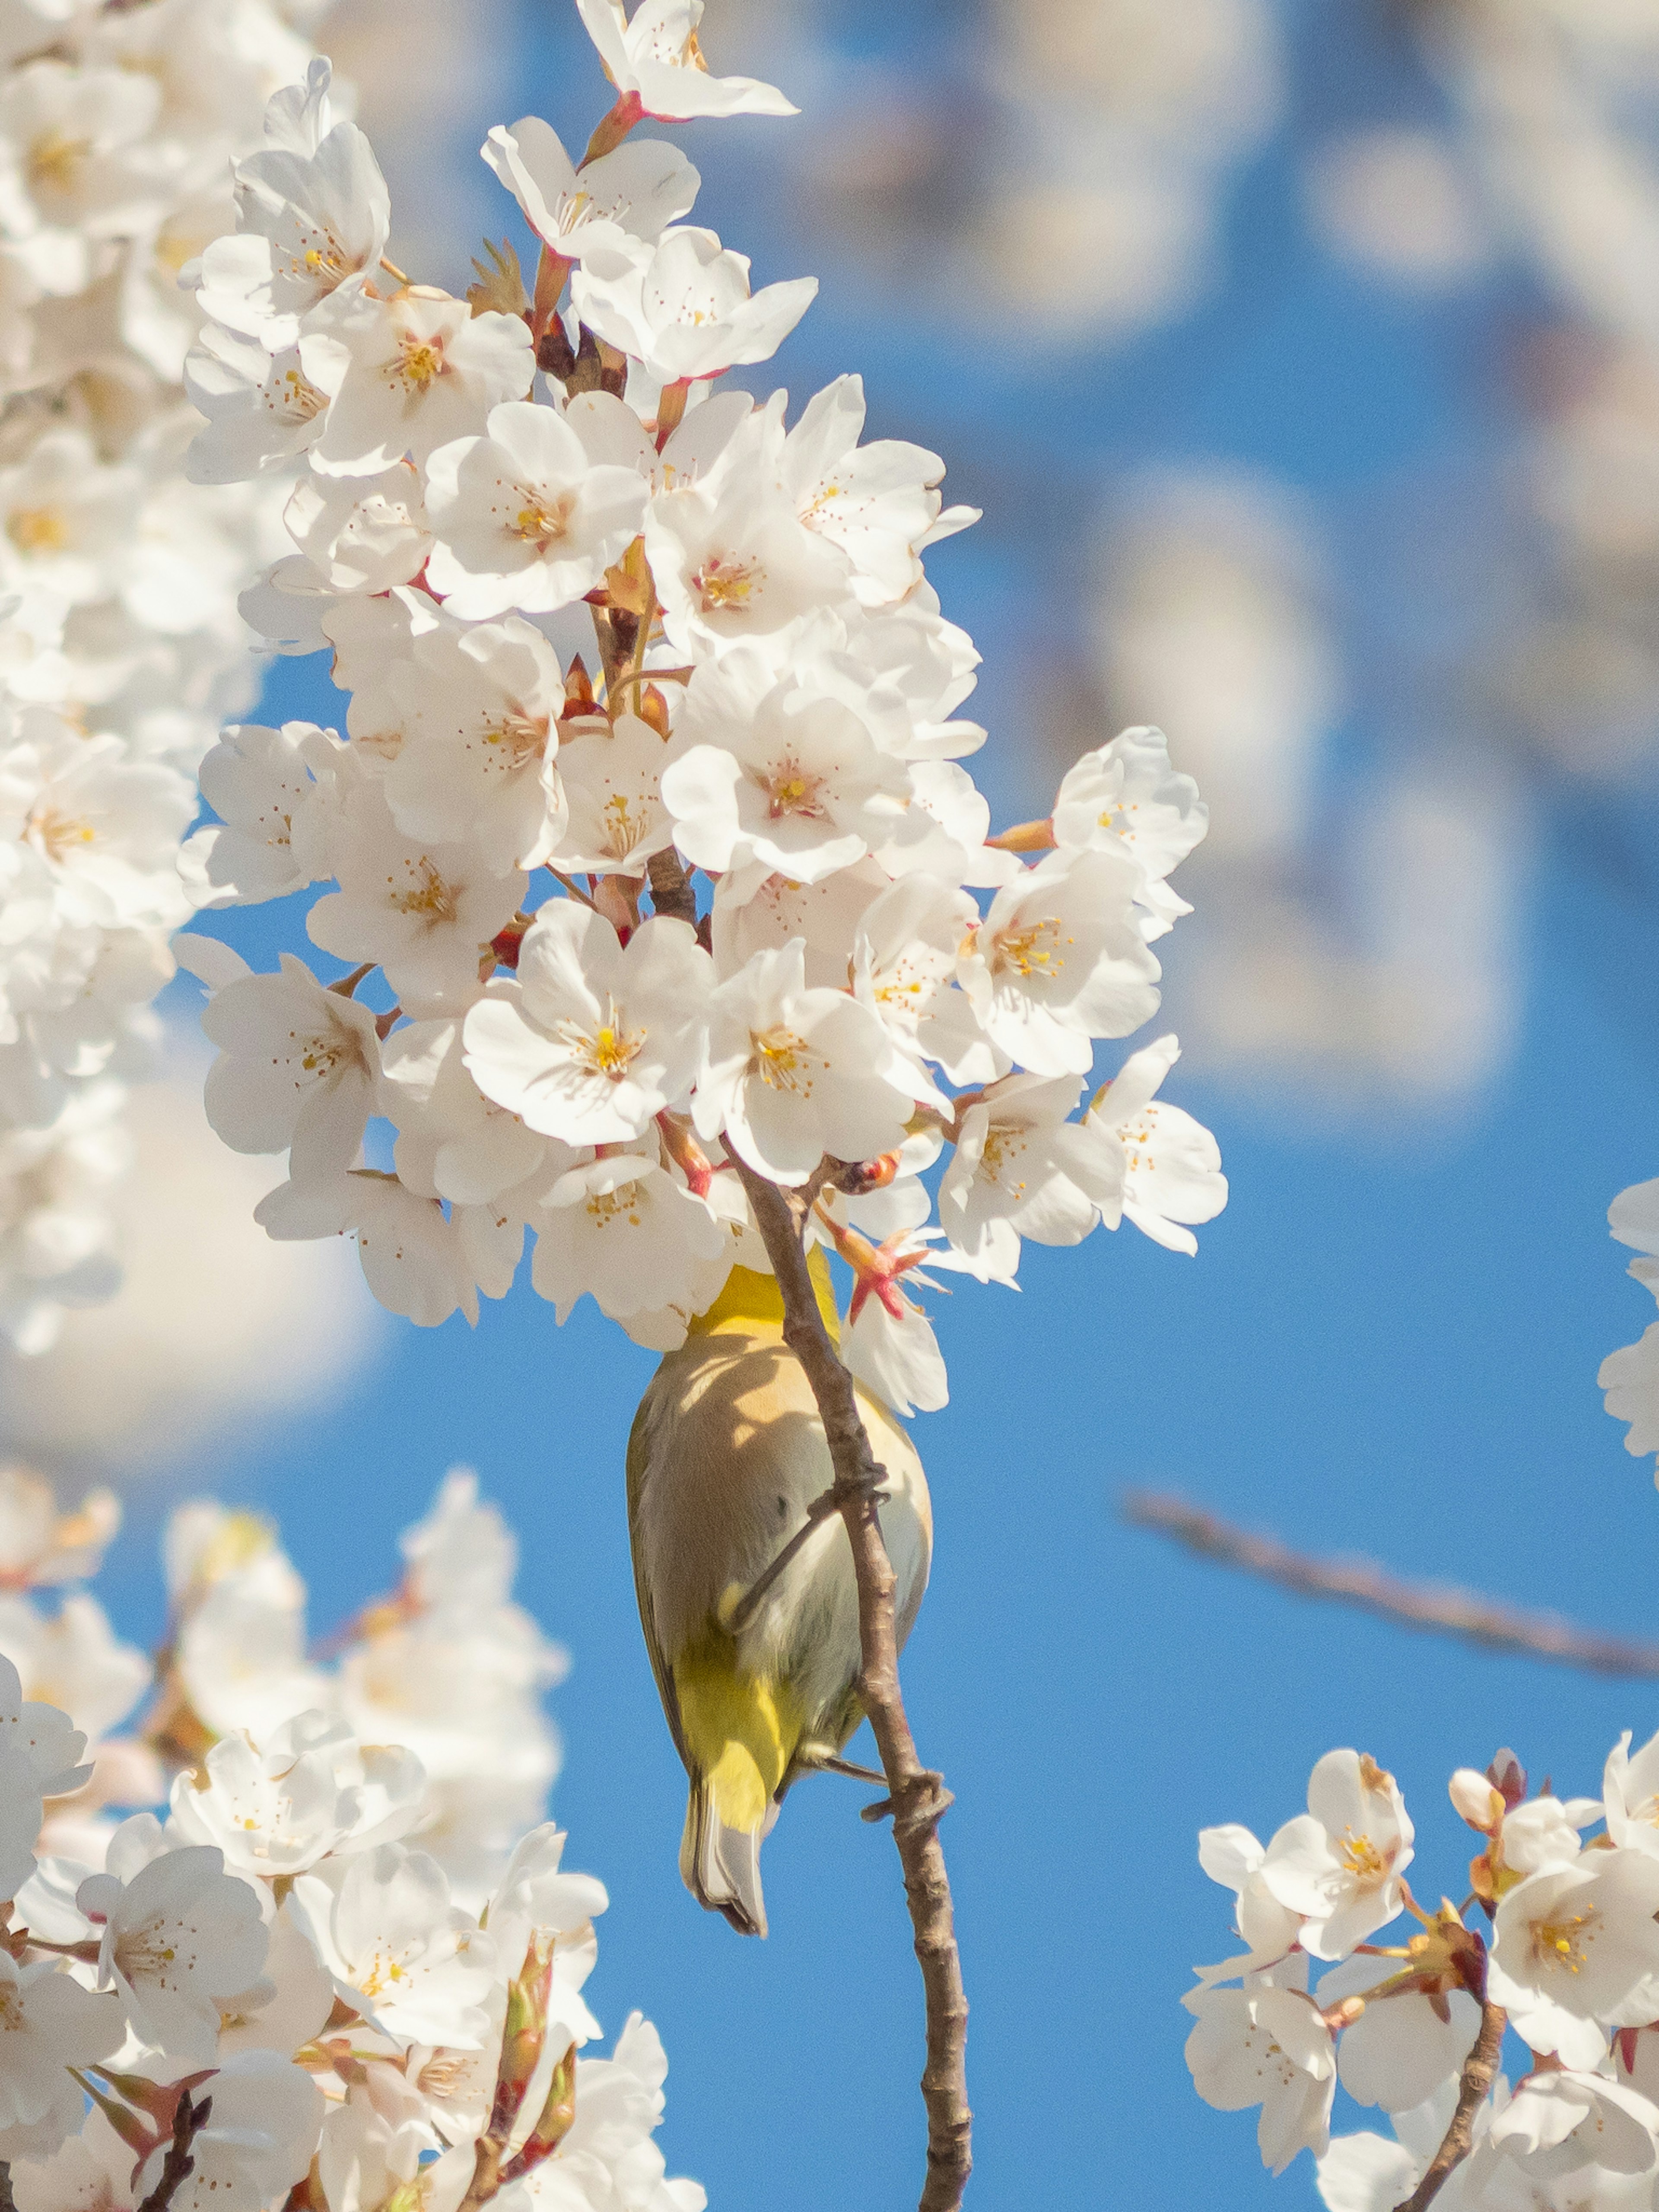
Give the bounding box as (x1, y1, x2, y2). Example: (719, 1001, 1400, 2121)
(680, 1767, 778, 1936)
(673, 1648, 803, 1939)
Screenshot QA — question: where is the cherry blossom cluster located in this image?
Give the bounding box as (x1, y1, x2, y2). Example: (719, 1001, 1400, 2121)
(0, 0, 353, 1354)
(0, 1462, 703, 2212)
(1186, 1741, 1659, 2209)
(178, 0, 1227, 1414)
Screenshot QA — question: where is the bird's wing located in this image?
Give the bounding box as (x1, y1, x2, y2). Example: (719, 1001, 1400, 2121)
(626, 1376, 693, 1779)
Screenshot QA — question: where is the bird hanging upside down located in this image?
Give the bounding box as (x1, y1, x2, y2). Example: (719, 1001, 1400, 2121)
(625, 1250, 932, 1937)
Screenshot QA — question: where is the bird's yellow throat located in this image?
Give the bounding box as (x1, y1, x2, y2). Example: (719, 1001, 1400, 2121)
(686, 1252, 841, 1345)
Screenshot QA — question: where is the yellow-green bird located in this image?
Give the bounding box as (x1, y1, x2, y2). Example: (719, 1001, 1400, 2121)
(625, 1252, 932, 1937)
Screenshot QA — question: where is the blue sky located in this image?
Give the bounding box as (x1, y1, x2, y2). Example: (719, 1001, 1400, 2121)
(101, 0, 1659, 2203)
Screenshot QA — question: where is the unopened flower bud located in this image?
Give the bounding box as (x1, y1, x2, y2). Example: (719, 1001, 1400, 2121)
(1487, 1748, 1528, 1811)
(1450, 1768, 1503, 1832)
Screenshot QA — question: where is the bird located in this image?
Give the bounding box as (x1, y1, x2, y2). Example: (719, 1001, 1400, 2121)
(625, 1249, 932, 1936)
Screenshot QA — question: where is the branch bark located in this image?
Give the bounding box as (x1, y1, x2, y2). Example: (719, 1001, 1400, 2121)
(135, 2091, 211, 2212)
(1122, 1490, 1659, 1677)
(1395, 1999, 1506, 2211)
(732, 1157, 972, 2212)
(1, 2159, 16, 2212)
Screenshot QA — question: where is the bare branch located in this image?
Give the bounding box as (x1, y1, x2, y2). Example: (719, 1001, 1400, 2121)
(1395, 2000, 1506, 2211)
(731, 1156, 972, 2212)
(135, 2091, 211, 2212)
(1122, 1491, 1659, 1675)
(1, 2158, 17, 2212)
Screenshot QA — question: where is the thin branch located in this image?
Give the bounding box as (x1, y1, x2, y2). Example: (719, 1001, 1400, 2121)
(135, 2091, 211, 2212)
(1396, 2000, 1506, 2211)
(1, 2159, 16, 2212)
(1122, 1490, 1659, 1677)
(731, 1156, 972, 2212)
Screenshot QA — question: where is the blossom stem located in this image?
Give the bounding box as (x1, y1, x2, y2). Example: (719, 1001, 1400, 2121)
(1395, 1999, 1506, 2212)
(729, 1155, 972, 2212)
(582, 91, 643, 165)
(607, 666, 693, 700)
(550, 871, 602, 913)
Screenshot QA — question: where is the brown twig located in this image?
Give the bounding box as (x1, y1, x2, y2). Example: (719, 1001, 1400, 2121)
(1, 2159, 16, 2212)
(1122, 1490, 1659, 1676)
(731, 1156, 972, 2212)
(645, 847, 699, 930)
(1395, 1999, 1506, 2211)
(135, 2091, 211, 2212)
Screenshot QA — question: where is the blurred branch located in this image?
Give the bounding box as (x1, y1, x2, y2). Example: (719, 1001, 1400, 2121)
(1121, 1490, 1659, 1676)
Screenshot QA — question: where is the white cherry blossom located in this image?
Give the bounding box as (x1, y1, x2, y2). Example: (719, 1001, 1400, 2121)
(662, 655, 913, 884)
(647, 463, 852, 663)
(693, 939, 936, 1184)
(184, 325, 332, 484)
(499, 2012, 707, 2211)
(573, 0, 797, 121)
(0, 1469, 119, 1589)
(1606, 1729, 1659, 1857)
(184, 721, 338, 909)
(381, 1015, 563, 1207)
(1259, 1750, 1415, 1961)
(957, 848, 1162, 1077)
(168, 1711, 425, 1880)
(572, 227, 816, 385)
(1484, 2070, 1659, 2186)
(482, 117, 699, 261)
(1185, 1965, 1336, 2175)
(1051, 724, 1210, 937)
(551, 711, 680, 878)
(464, 904, 710, 1145)
(300, 291, 534, 476)
(1197, 1824, 1303, 1958)
(0, 431, 142, 613)
(850, 874, 1002, 1084)
(78, 1835, 267, 2062)
(1055, 1035, 1228, 1254)
(715, 856, 889, 991)
(938, 1074, 1096, 1284)
(531, 1149, 728, 1348)
(194, 69, 389, 348)
(382, 617, 565, 872)
(255, 1168, 486, 1328)
(285, 466, 434, 596)
(780, 375, 978, 606)
(293, 1841, 496, 2048)
(202, 954, 381, 1183)
(840, 1229, 951, 1418)
(307, 783, 526, 1013)
(133, 2052, 322, 2212)
(0, 1948, 124, 2160)
(0, 63, 162, 290)
(423, 398, 648, 620)
(1487, 1850, 1659, 2066)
